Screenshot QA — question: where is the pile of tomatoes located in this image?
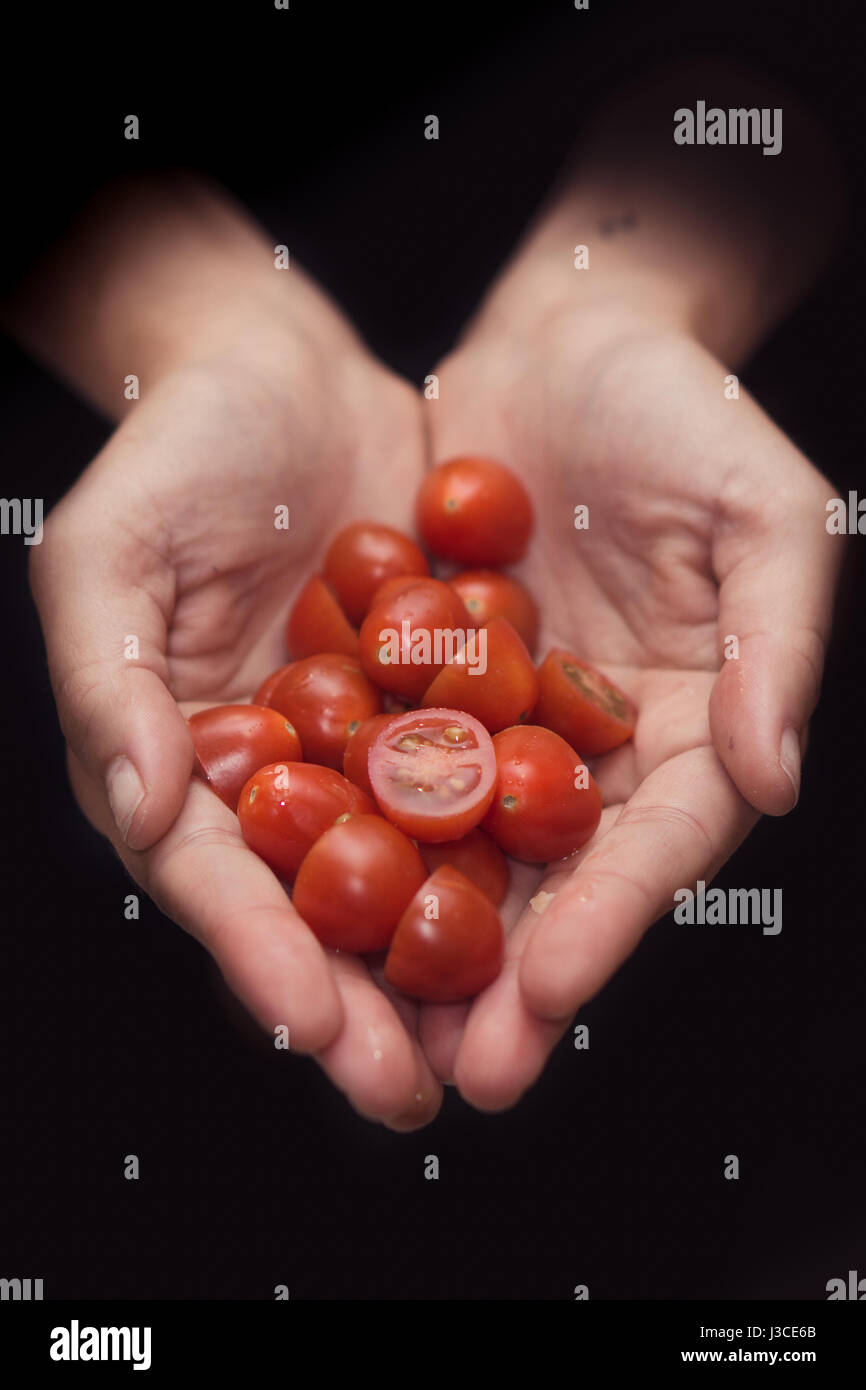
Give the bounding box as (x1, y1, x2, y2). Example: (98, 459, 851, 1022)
(188, 457, 636, 1003)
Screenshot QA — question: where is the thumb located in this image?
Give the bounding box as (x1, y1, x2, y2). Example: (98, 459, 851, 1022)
(709, 467, 842, 816)
(30, 498, 193, 851)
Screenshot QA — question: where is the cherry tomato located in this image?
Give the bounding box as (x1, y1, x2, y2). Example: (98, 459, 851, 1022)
(292, 814, 427, 951)
(238, 762, 375, 883)
(323, 521, 429, 625)
(189, 704, 303, 810)
(266, 654, 382, 769)
(482, 725, 602, 862)
(359, 578, 472, 700)
(342, 712, 394, 799)
(416, 456, 533, 566)
(368, 708, 496, 842)
(384, 866, 505, 1002)
(286, 576, 359, 660)
(534, 649, 636, 756)
(449, 569, 539, 652)
(421, 616, 539, 733)
(418, 828, 509, 906)
(368, 573, 427, 609)
(254, 663, 295, 707)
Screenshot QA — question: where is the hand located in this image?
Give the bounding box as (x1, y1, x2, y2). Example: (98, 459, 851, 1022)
(26, 284, 445, 1131)
(418, 297, 840, 1110)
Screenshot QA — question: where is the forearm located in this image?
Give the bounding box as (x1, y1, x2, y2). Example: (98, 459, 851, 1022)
(0, 172, 360, 419)
(464, 61, 845, 363)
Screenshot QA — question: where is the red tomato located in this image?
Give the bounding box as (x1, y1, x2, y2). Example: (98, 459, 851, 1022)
(449, 569, 539, 652)
(368, 573, 427, 609)
(416, 457, 533, 566)
(342, 712, 394, 798)
(368, 708, 496, 842)
(534, 649, 636, 756)
(286, 576, 359, 659)
(419, 828, 509, 906)
(266, 654, 382, 769)
(254, 663, 295, 707)
(384, 866, 504, 1002)
(189, 704, 302, 810)
(238, 762, 375, 883)
(358, 578, 472, 700)
(293, 814, 427, 952)
(482, 725, 602, 862)
(323, 521, 429, 625)
(421, 616, 539, 733)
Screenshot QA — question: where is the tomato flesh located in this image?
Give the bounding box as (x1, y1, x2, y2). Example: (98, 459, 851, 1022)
(482, 724, 602, 862)
(534, 649, 636, 756)
(323, 521, 429, 625)
(292, 814, 427, 951)
(286, 576, 359, 660)
(421, 616, 539, 733)
(368, 708, 496, 842)
(265, 653, 382, 769)
(384, 866, 505, 1002)
(189, 704, 302, 810)
(238, 762, 375, 882)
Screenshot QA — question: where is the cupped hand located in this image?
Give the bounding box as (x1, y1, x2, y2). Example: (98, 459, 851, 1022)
(30, 324, 444, 1130)
(418, 301, 841, 1110)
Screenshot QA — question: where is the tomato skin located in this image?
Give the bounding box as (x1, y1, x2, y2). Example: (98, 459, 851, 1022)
(368, 574, 427, 610)
(449, 570, 539, 653)
(266, 654, 382, 769)
(384, 866, 505, 1002)
(238, 762, 375, 883)
(416, 457, 534, 566)
(421, 616, 539, 734)
(323, 521, 429, 625)
(286, 576, 359, 660)
(342, 712, 394, 799)
(368, 707, 497, 842)
(293, 814, 427, 952)
(359, 578, 473, 700)
(254, 663, 295, 707)
(534, 649, 636, 756)
(482, 725, 602, 863)
(189, 705, 303, 810)
(419, 828, 509, 907)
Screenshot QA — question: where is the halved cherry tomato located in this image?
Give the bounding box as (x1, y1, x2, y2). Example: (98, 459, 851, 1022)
(482, 725, 602, 862)
(418, 828, 509, 906)
(254, 663, 295, 707)
(421, 616, 539, 733)
(534, 649, 636, 756)
(323, 521, 429, 625)
(293, 814, 427, 951)
(265, 654, 382, 769)
(286, 576, 359, 659)
(358, 578, 472, 700)
(449, 569, 539, 653)
(368, 708, 496, 842)
(416, 457, 533, 566)
(189, 705, 303, 810)
(384, 866, 504, 1002)
(342, 712, 394, 799)
(238, 762, 375, 882)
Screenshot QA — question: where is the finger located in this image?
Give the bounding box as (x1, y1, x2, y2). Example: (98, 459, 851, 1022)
(30, 486, 192, 851)
(69, 755, 344, 1054)
(519, 746, 757, 1020)
(316, 954, 443, 1128)
(709, 464, 841, 815)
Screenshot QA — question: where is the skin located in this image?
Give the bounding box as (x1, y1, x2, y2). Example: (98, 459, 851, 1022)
(2, 63, 846, 1129)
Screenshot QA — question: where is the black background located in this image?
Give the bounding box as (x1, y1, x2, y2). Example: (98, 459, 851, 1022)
(1, 0, 864, 1300)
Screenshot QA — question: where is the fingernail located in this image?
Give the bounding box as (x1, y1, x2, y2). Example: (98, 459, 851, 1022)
(106, 756, 146, 842)
(779, 727, 801, 807)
